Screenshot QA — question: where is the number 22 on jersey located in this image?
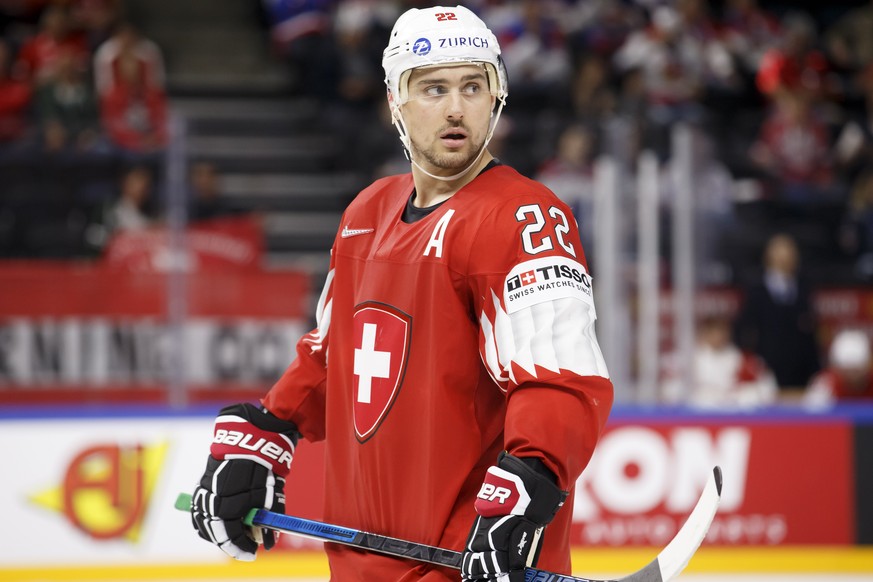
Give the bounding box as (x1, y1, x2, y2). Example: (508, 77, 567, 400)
(516, 204, 577, 257)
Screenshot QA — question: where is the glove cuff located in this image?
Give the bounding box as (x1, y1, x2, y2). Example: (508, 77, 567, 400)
(474, 451, 567, 526)
(210, 402, 300, 477)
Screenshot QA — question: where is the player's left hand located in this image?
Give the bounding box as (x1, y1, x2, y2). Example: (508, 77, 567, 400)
(461, 452, 567, 582)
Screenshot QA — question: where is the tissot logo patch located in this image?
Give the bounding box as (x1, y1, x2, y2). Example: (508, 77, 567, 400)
(352, 302, 412, 442)
(503, 256, 594, 314)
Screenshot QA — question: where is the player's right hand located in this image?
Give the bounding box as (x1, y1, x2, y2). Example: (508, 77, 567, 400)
(189, 402, 299, 561)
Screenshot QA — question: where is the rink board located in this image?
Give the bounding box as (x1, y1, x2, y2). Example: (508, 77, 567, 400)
(0, 405, 871, 576)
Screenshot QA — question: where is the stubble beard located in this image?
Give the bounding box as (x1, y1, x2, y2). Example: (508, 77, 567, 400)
(410, 132, 486, 173)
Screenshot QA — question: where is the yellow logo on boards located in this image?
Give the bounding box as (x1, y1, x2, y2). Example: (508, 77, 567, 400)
(29, 441, 169, 542)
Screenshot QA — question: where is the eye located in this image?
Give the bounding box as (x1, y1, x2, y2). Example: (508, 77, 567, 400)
(462, 82, 483, 95)
(424, 84, 447, 97)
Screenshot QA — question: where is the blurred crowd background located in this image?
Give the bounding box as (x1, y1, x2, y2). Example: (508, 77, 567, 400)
(1, 0, 873, 407)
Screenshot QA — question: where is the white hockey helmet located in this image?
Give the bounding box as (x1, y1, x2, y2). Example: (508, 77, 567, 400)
(382, 5, 508, 106)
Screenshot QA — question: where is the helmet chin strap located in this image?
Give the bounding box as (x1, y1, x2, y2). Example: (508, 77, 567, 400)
(391, 99, 506, 183)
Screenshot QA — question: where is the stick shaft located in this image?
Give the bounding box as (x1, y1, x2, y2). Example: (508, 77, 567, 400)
(177, 465, 722, 582)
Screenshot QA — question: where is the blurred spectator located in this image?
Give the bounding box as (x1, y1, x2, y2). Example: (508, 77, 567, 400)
(834, 64, 873, 185)
(749, 89, 839, 205)
(839, 170, 873, 278)
(535, 124, 597, 252)
(93, 22, 165, 97)
(804, 328, 873, 409)
(490, 0, 572, 108)
(734, 233, 821, 390)
(613, 4, 724, 128)
(261, 0, 334, 98)
(0, 38, 32, 145)
(99, 38, 168, 155)
(614, 65, 647, 122)
(331, 1, 382, 109)
(107, 164, 154, 231)
(188, 161, 239, 222)
(70, 0, 122, 52)
(661, 314, 778, 409)
(824, 0, 873, 95)
(34, 48, 102, 152)
(674, 0, 721, 52)
(562, 0, 641, 60)
(755, 12, 833, 102)
(721, 0, 782, 75)
(568, 54, 616, 126)
(14, 3, 89, 85)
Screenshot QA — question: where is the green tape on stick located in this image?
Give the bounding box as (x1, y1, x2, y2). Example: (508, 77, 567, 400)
(173, 491, 260, 527)
(175, 493, 192, 511)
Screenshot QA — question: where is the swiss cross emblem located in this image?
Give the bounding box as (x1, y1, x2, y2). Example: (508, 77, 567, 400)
(520, 270, 537, 285)
(352, 302, 412, 442)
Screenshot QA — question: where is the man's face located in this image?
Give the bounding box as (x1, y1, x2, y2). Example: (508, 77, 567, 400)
(765, 236, 799, 275)
(399, 64, 495, 175)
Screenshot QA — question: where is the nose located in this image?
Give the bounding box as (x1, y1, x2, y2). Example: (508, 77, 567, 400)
(445, 90, 465, 120)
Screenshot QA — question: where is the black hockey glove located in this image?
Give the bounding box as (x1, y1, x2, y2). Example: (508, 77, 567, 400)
(190, 402, 299, 561)
(461, 452, 567, 582)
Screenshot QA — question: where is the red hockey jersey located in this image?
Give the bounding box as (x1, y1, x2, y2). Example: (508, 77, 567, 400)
(263, 164, 613, 581)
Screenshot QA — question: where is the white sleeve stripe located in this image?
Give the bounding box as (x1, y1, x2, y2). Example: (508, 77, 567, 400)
(508, 302, 537, 378)
(483, 294, 610, 381)
(580, 303, 609, 377)
(480, 310, 509, 385)
(528, 301, 561, 373)
(306, 268, 335, 353)
(492, 291, 516, 383)
(314, 269, 334, 327)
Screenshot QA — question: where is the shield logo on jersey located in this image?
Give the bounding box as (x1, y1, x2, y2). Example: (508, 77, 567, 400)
(352, 302, 412, 442)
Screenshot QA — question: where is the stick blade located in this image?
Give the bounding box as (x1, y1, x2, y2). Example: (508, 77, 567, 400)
(635, 466, 722, 582)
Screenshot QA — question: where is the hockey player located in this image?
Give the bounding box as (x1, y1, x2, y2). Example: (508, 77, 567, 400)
(189, 5, 613, 581)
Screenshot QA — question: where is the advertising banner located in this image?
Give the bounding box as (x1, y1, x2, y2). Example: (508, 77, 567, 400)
(0, 415, 222, 565)
(571, 418, 855, 547)
(280, 414, 860, 548)
(102, 215, 265, 273)
(0, 262, 310, 404)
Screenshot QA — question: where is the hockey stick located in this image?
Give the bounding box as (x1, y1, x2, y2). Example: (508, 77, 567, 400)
(177, 466, 722, 582)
